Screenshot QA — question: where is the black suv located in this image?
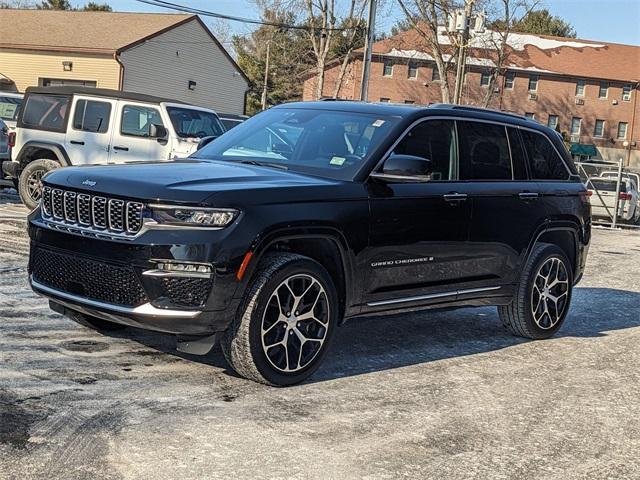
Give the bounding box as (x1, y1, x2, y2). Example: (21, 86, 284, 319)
(27, 102, 591, 385)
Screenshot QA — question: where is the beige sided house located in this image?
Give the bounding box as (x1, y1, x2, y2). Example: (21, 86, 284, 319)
(0, 9, 249, 114)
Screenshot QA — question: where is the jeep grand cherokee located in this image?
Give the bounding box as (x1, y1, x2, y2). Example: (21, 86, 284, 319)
(27, 102, 591, 386)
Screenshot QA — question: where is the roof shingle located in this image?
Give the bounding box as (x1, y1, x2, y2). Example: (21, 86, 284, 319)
(0, 9, 194, 53)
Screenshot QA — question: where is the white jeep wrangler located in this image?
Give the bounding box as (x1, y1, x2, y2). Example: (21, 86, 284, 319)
(4, 86, 225, 208)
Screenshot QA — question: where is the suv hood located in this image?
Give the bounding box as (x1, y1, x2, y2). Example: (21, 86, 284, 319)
(43, 159, 355, 204)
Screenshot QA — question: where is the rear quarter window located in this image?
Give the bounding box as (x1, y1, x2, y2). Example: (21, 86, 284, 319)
(20, 94, 70, 132)
(521, 129, 570, 180)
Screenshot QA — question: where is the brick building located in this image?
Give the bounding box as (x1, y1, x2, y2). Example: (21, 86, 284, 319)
(303, 28, 640, 167)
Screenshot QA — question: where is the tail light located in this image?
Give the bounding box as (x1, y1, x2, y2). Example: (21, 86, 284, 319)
(619, 192, 632, 201)
(7, 131, 16, 148)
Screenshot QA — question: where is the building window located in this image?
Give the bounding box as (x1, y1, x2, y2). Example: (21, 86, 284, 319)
(380, 97, 390, 103)
(617, 122, 628, 139)
(407, 61, 418, 79)
(480, 71, 490, 86)
(404, 100, 415, 104)
(39, 78, 97, 88)
(594, 119, 605, 138)
(575, 79, 585, 96)
(431, 67, 440, 81)
(570, 117, 581, 135)
(598, 81, 608, 98)
(524, 112, 535, 120)
(528, 75, 538, 92)
(623, 85, 632, 102)
(383, 59, 393, 77)
(504, 72, 515, 89)
(547, 115, 558, 130)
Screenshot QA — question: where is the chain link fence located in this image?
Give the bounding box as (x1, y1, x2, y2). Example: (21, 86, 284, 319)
(575, 160, 640, 229)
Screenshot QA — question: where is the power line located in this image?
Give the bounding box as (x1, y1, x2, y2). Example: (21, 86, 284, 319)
(136, 0, 358, 32)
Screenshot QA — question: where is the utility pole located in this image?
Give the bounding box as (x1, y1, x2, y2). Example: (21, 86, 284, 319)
(359, 0, 377, 101)
(261, 40, 271, 111)
(453, 0, 474, 105)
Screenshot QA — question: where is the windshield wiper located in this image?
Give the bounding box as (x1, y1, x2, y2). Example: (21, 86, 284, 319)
(237, 159, 288, 170)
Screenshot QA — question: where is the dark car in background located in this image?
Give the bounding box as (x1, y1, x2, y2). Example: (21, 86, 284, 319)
(27, 101, 590, 385)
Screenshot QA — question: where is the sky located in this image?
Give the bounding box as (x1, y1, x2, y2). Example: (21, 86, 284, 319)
(85, 0, 640, 46)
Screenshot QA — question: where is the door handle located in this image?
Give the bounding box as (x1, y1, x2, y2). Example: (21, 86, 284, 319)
(70, 140, 85, 145)
(443, 193, 468, 202)
(519, 192, 539, 200)
(113, 146, 129, 151)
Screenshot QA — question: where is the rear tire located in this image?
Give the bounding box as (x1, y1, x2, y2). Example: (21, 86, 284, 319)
(19, 159, 60, 210)
(221, 253, 338, 386)
(499, 243, 573, 339)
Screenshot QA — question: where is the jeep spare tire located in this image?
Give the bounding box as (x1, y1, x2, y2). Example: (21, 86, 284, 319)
(19, 159, 60, 210)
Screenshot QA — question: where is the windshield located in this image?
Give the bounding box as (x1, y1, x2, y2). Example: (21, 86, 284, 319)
(193, 108, 398, 181)
(167, 107, 225, 139)
(0, 96, 22, 122)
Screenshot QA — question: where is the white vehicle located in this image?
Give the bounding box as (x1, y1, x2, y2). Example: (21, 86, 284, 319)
(599, 171, 640, 218)
(0, 91, 23, 129)
(586, 176, 640, 224)
(4, 86, 225, 209)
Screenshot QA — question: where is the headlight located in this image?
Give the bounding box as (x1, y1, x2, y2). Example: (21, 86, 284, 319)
(148, 204, 238, 228)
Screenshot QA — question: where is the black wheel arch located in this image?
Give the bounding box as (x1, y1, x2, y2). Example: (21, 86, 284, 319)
(525, 221, 581, 280)
(237, 227, 356, 320)
(16, 141, 71, 170)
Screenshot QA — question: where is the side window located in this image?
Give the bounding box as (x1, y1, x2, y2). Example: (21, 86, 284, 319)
(391, 120, 456, 181)
(520, 130, 569, 180)
(21, 94, 70, 132)
(507, 128, 528, 180)
(73, 99, 111, 133)
(121, 105, 163, 138)
(457, 121, 512, 180)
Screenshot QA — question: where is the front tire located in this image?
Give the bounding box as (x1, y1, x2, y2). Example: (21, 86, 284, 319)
(19, 159, 60, 210)
(499, 243, 573, 339)
(221, 253, 338, 386)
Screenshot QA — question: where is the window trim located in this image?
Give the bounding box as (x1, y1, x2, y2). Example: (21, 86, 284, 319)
(407, 60, 418, 79)
(480, 71, 491, 87)
(622, 85, 632, 102)
(370, 115, 575, 183)
(598, 81, 609, 99)
(593, 119, 605, 138)
(119, 103, 164, 139)
(528, 75, 539, 92)
(504, 72, 515, 90)
(547, 114, 559, 130)
(575, 79, 586, 97)
(431, 66, 441, 82)
(570, 116, 582, 136)
(617, 121, 628, 139)
(71, 98, 112, 135)
(382, 59, 393, 77)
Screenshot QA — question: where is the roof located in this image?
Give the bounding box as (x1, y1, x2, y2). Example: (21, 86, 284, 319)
(373, 27, 640, 83)
(0, 9, 193, 54)
(277, 100, 546, 131)
(24, 86, 188, 106)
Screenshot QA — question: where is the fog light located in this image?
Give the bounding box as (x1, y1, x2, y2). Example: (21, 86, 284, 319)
(145, 261, 213, 278)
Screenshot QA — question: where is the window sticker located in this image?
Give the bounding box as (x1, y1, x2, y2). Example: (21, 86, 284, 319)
(330, 156, 346, 166)
(372, 119, 385, 127)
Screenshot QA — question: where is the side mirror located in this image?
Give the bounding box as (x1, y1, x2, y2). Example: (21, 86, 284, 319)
(196, 135, 217, 150)
(373, 154, 433, 182)
(149, 123, 167, 139)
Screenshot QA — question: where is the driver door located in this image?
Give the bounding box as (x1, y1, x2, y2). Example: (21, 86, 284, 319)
(363, 118, 473, 311)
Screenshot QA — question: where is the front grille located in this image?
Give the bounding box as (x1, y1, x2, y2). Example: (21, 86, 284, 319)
(32, 247, 148, 307)
(41, 186, 144, 237)
(156, 277, 212, 308)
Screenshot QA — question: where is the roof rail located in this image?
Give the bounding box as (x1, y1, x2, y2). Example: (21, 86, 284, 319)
(429, 103, 530, 121)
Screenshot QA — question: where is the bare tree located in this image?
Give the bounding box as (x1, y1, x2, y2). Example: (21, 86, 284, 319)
(395, 0, 537, 104)
(332, 0, 367, 98)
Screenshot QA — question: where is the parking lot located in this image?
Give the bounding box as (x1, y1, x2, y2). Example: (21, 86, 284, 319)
(1, 190, 640, 480)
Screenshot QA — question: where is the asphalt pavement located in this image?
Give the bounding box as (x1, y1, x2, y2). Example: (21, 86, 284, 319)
(1, 189, 640, 480)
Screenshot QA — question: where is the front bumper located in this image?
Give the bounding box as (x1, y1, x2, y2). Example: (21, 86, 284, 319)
(28, 216, 245, 335)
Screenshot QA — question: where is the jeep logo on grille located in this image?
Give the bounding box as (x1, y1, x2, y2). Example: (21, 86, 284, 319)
(82, 179, 97, 187)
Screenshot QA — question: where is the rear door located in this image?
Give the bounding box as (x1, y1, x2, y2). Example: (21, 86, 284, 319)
(65, 96, 116, 165)
(457, 121, 546, 296)
(110, 101, 170, 164)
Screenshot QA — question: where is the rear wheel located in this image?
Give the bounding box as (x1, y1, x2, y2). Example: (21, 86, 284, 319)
(19, 159, 60, 210)
(499, 243, 573, 339)
(221, 253, 338, 386)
